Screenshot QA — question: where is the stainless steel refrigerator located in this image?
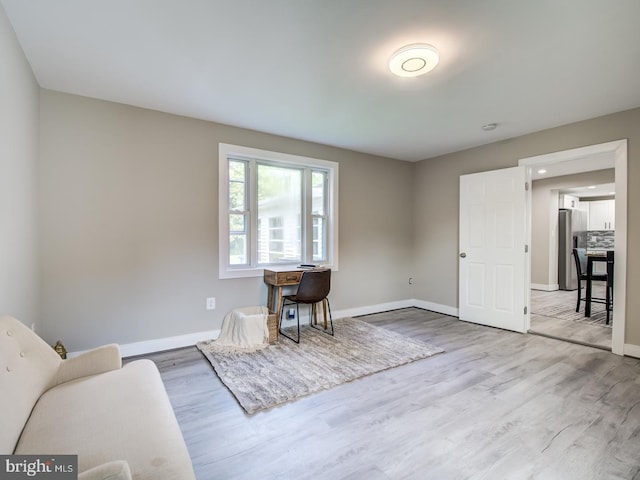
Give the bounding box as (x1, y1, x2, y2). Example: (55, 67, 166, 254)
(558, 208, 588, 290)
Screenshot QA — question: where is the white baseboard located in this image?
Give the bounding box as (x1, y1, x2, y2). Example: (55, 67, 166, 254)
(69, 329, 221, 359)
(411, 299, 459, 317)
(531, 283, 559, 291)
(70, 300, 638, 359)
(119, 329, 221, 358)
(624, 343, 640, 359)
(117, 309, 640, 360)
(324, 298, 457, 321)
(65, 299, 455, 358)
(333, 299, 415, 319)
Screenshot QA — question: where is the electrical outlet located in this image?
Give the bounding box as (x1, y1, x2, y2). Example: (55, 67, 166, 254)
(206, 297, 216, 310)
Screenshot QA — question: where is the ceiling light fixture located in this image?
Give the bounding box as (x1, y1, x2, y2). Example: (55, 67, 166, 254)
(481, 123, 498, 131)
(537, 169, 547, 174)
(389, 43, 439, 77)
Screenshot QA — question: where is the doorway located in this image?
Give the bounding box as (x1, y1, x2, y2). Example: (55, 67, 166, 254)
(529, 175, 614, 350)
(519, 140, 627, 355)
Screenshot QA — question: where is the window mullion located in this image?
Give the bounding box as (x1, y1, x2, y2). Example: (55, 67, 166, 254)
(227, 158, 250, 267)
(248, 159, 258, 268)
(311, 169, 328, 263)
(303, 168, 312, 263)
(322, 172, 329, 262)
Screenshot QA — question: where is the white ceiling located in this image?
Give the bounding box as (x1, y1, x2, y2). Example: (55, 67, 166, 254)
(3, 0, 640, 162)
(560, 183, 615, 198)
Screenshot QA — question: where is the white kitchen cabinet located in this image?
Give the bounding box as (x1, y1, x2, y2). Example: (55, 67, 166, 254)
(559, 194, 579, 209)
(588, 199, 615, 230)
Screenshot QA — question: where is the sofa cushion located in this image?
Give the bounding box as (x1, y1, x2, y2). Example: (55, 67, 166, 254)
(15, 360, 195, 480)
(0, 315, 61, 454)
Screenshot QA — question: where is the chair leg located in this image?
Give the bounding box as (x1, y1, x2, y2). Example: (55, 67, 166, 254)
(309, 298, 334, 336)
(575, 282, 582, 313)
(606, 284, 611, 325)
(279, 301, 300, 344)
(324, 298, 334, 336)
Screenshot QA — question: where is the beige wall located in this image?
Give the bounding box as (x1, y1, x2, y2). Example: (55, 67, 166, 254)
(413, 107, 640, 347)
(531, 169, 615, 287)
(0, 5, 40, 327)
(39, 90, 414, 351)
(4, 3, 639, 352)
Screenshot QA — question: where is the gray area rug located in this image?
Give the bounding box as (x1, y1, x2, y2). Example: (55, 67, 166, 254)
(197, 317, 444, 414)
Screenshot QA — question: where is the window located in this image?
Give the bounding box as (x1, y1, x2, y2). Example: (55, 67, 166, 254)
(219, 143, 338, 279)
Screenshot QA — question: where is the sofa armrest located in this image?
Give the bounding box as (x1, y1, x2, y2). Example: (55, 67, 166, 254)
(56, 344, 122, 384)
(78, 461, 132, 480)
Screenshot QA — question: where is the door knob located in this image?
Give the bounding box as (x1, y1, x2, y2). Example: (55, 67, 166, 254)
(460, 252, 467, 258)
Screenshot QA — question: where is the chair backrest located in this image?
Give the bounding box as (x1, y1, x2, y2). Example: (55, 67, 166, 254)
(294, 269, 331, 304)
(573, 248, 587, 279)
(0, 315, 62, 453)
(606, 250, 614, 288)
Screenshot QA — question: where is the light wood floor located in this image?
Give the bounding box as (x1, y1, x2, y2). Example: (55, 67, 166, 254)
(530, 286, 612, 350)
(138, 308, 640, 480)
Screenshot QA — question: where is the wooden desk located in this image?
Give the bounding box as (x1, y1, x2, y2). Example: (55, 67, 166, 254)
(263, 268, 304, 319)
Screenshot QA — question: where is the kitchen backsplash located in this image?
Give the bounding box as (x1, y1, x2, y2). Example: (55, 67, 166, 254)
(586, 230, 615, 249)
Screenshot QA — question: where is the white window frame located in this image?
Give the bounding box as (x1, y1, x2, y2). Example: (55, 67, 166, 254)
(219, 143, 339, 279)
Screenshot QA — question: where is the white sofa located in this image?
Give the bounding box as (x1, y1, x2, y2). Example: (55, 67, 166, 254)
(0, 315, 196, 480)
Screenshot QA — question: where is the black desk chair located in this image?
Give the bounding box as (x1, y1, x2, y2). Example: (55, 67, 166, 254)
(573, 248, 608, 314)
(279, 269, 334, 343)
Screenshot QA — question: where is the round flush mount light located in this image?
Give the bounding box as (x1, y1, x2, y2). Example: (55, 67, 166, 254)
(481, 123, 498, 131)
(389, 43, 439, 77)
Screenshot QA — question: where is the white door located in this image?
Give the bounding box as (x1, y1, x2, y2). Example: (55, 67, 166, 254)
(459, 166, 527, 332)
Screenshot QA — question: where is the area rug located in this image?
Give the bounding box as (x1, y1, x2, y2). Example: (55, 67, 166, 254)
(530, 288, 611, 327)
(197, 317, 444, 414)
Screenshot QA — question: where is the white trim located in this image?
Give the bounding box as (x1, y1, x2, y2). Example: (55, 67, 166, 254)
(118, 329, 221, 358)
(531, 283, 559, 291)
(218, 143, 339, 279)
(412, 299, 459, 317)
(333, 299, 416, 319)
(68, 300, 461, 358)
(69, 329, 221, 359)
(547, 191, 560, 288)
(519, 139, 627, 356)
(521, 140, 621, 165)
(624, 343, 640, 359)
(611, 141, 627, 356)
(306, 299, 458, 321)
(68, 297, 635, 358)
(524, 167, 533, 333)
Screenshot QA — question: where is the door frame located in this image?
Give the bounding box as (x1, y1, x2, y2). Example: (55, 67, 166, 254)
(519, 139, 627, 355)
